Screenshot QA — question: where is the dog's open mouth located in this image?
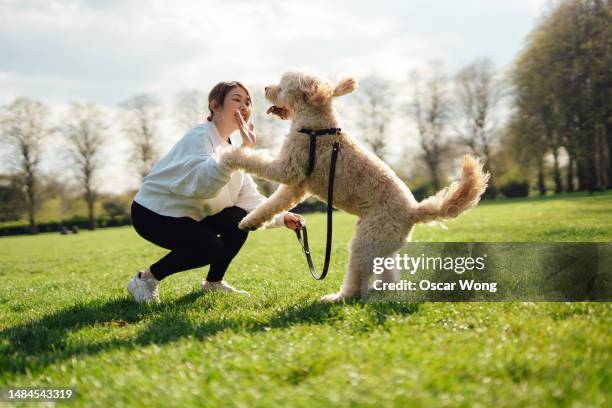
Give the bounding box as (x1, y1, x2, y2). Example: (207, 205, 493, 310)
(266, 105, 289, 119)
(266, 105, 284, 115)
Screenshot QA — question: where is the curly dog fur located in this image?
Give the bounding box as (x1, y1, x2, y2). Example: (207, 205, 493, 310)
(221, 69, 490, 302)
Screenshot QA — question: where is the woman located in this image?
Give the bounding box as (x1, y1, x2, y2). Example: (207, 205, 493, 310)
(128, 81, 304, 303)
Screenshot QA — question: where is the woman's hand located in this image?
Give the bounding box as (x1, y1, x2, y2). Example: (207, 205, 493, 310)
(234, 110, 256, 147)
(284, 213, 305, 231)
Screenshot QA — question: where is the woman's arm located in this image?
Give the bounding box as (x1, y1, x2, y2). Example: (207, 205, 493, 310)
(168, 134, 234, 198)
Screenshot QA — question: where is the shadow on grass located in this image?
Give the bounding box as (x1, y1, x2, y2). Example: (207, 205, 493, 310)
(0, 292, 419, 376)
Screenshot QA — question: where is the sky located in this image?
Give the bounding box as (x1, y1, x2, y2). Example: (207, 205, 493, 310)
(0, 0, 550, 194)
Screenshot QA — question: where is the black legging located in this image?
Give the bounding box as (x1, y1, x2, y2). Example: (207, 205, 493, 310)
(130, 201, 249, 282)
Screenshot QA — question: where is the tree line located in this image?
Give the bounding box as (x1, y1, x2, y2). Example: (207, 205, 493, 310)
(508, 0, 611, 194)
(0, 89, 283, 233)
(346, 0, 610, 197)
(1, 0, 610, 234)
(1, 96, 161, 233)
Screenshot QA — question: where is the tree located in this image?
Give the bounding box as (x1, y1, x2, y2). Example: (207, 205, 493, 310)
(0, 174, 24, 222)
(454, 58, 502, 196)
(512, 32, 564, 194)
(0, 97, 49, 233)
(120, 94, 161, 181)
(408, 68, 450, 191)
(353, 74, 394, 160)
(174, 89, 207, 131)
(511, 0, 612, 192)
(62, 102, 107, 230)
(506, 109, 549, 195)
(102, 198, 127, 218)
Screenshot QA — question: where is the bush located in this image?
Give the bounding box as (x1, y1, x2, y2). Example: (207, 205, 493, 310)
(0, 214, 132, 237)
(102, 199, 128, 217)
(500, 181, 529, 198)
(482, 184, 500, 199)
(411, 184, 433, 202)
(0, 183, 24, 222)
(290, 197, 328, 213)
(0, 220, 30, 236)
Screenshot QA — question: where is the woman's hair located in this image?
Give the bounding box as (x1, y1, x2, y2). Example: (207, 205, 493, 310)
(206, 81, 251, 121)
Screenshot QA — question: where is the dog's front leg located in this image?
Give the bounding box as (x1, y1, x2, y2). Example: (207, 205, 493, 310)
(239, 184, 307, 230)
(221, 148, 304, 185)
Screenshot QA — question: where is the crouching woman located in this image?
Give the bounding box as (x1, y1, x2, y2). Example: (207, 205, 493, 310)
(128, 81, 303, 303)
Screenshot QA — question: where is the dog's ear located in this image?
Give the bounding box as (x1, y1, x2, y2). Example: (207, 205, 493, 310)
(309, 83, 332, 106)
(299, 78, 331, 107)
(332, 78, 357, 97)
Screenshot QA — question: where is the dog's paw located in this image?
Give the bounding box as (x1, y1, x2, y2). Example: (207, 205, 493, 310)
(218, 149, 235, 168)
(238, 216, 264, 231)
(219, 147, 245, 170)
(320, 292, 347, 303)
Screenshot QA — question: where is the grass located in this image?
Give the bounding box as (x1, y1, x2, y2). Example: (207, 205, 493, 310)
(0, 191, 611, 407)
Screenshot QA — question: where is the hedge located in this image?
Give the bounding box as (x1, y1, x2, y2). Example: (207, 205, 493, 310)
(500, 181, 530, 198)
(0, 215, 132, 237)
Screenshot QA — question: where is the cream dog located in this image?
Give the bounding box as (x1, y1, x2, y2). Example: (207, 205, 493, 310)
(221, 69, 489, 302)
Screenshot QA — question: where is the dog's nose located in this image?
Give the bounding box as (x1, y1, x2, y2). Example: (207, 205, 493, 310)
(265, 86, 269, 92)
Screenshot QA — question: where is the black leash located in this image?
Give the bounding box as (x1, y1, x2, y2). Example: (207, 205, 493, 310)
(294, 127, 341, 280)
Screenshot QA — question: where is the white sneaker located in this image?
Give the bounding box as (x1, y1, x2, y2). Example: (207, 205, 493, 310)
(201, 280, 250, 295)
(127, 272, 160, 303)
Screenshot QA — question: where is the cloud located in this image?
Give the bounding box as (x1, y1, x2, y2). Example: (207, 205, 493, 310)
(0, 0, 549, 193)
(1, 0, 548, 104)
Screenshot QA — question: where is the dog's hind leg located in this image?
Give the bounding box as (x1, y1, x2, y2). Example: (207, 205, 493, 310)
(380, 262, 400, 284)
(238, 184, 307, 230)
(376, 224, 414, 291)
(321, 215, 407, 302)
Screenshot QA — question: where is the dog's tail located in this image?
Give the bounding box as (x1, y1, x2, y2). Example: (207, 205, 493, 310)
(414, 155, 490, 225)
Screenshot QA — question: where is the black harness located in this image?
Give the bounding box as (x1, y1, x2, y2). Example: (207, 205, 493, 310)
(293, 127, 341, 280)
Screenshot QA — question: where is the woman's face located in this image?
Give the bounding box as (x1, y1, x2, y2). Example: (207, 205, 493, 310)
(215, 86, 252, 124)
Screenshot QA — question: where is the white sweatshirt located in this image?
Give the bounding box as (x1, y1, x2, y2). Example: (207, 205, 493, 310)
(134, 121, 285, 227)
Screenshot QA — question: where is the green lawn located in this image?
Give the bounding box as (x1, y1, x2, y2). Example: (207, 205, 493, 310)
(0, 192, 611, 407)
